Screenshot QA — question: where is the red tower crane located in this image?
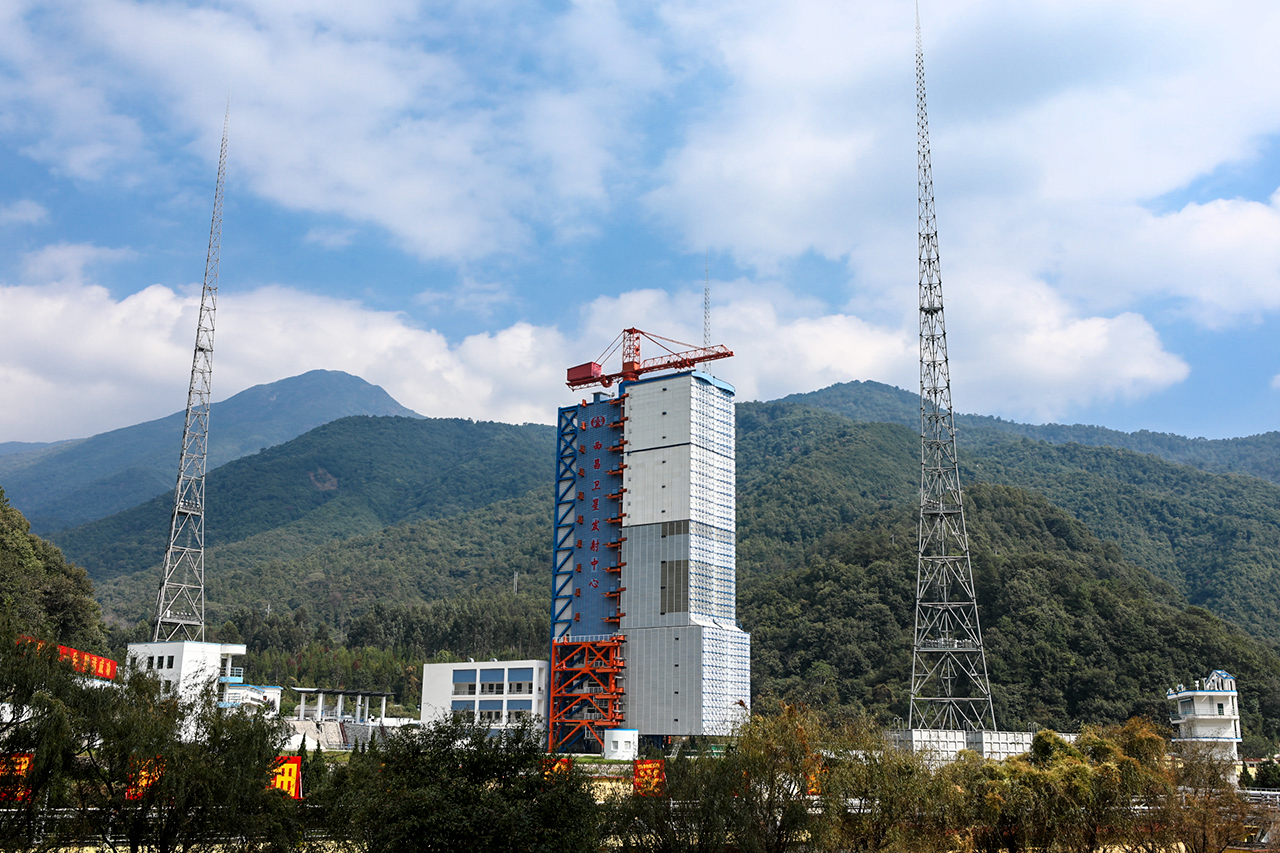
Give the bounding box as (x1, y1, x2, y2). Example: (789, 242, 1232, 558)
(566, 328, 732, 389)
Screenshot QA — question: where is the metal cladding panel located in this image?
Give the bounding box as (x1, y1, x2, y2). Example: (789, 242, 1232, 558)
(625, 377, 693, 452)
(700, 624, 751, 735)
(623, 625, 704, 737)
(619, 523, 697, 629)
(569, 397, 624, 638)
(689, 521, 736, 622)
(689, 375, 735, 459)
(622, 447, 692, 526)
(689, 444, 734, 532)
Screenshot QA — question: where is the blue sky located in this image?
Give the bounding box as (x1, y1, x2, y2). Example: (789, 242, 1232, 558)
(2, 0, 1279, 442)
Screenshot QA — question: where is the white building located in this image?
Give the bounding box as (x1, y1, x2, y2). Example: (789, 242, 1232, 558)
(1168, 669, 1242, 761)
(126, 640, 278, 713)
(617, 372, 752, 739)
(421, 660, 548, 730)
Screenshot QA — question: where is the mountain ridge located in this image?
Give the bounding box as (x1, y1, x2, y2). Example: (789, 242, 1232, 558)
(0, 370, 422, 533)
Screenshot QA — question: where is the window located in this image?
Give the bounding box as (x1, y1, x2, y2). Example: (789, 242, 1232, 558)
(660, 560, 689, 614)
(508, 709, 531, 722)
(167, 656, 174, 669)
(1218, 703, 1225, 716)
(146, 656, 154, 670)
(480, 682, 505, 695)
(452, 669, 477, 695)
(479, 709, 503, 723)
(660, 520, 689, 537)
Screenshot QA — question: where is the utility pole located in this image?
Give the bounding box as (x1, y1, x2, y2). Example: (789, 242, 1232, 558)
(908, 6, 995, 731)
(153, 106, 228, 643)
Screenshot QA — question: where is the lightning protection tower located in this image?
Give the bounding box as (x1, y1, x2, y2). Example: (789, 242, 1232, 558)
(908, 5, 996, 731)
(152, 108, 228, 643)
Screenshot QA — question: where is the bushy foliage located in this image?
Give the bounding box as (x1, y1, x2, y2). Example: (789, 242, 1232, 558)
(318, 716, 600, 853)
(0, 487, 105, 651)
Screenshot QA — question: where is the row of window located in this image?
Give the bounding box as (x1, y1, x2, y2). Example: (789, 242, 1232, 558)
(452, 680, 537, 696)
(472, 709, 534, 724)
(146, 655, 175, 670)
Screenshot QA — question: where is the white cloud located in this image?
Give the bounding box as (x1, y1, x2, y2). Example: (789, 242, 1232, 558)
(945, 273, 1189, 421)
(0, 0, 666, 261)
(0, 199, 47, 225)
(0, 251, 1190, 441)
(20, 242, 136, 286)
(303, 227, 356, 250)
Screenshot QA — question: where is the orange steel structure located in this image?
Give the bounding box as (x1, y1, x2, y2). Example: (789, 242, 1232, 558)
(548, 636, 626, 751)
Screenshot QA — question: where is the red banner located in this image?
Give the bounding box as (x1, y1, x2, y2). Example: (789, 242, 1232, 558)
(0, 754, 33, 802)
(270, 756, 302, 799)
(633, 758, 666, 796)
(17, 637, 117, 680)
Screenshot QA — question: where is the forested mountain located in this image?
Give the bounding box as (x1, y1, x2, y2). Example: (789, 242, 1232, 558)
(0, 440, 61, 457)
(746, 483, 1280, 754)
(0, 370, 421, 533)
(51, 416, 554, 585)
(782, 380, 1280, 484)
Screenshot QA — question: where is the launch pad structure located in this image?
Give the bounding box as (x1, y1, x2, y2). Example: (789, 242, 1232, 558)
(549, 329, 750, 753)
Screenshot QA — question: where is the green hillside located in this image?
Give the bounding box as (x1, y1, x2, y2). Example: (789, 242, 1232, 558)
(968, 440, 1280, 644)
(745, 483, 1280, 748)
(96, 490, 551, 627)
(51, 415, 554, 586)
(0, 370, 422, 533)
(783, 380, 1280, 484)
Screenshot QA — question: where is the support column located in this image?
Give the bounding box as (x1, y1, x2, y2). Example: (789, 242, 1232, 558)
(316, 692, 325, 720)
(381, 696, 387, 719)
(297, 693, 306, 721)
(337, 693, 345, 719)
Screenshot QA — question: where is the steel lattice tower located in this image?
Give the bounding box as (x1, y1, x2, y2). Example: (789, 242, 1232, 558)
(908, 7, 995, 731)
(153, 108, 228, 643)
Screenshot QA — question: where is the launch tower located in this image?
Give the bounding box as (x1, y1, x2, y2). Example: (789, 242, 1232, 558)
(549, 329, 750, 752)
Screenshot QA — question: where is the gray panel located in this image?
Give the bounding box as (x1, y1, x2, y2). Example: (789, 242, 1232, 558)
(623, 626, 704, 737)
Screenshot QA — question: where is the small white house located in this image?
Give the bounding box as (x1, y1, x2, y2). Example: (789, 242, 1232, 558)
(421, 660, 548, 731)
(126, 640, 275, 713)
(1168, 669, 1242, 761)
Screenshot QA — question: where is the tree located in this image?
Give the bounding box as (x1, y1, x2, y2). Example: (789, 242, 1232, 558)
(320, 716, 599, 853)
(1171, 742, 1249, 853)
(65, 669, 297, 853)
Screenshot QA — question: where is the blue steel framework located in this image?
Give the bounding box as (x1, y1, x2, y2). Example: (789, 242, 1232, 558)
(550, 407, 579, 645)
(549, 397, 629, 752)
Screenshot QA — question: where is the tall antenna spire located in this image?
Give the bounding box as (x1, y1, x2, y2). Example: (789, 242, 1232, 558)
(153, 105, 228, 643)
(908, 6, 995, 731)
(703, 249, 711, 348)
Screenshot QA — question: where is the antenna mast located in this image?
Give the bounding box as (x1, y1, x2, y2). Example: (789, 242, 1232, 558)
(153, 107, 228, 643)
(908, 6, 995, 731)
(703, 250, 711, 347)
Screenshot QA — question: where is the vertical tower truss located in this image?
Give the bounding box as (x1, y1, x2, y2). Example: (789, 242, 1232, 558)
(909, 8, 995, 731)
(153, 109, 227, 643)
(549, 395, 627, 752)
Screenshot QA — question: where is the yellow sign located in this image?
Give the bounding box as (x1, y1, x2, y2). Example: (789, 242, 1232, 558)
(271, 756, 302, 799)
(633, 758, 666, 797)
(0, 753, 33, 801)
(126, 757, 164, 800)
